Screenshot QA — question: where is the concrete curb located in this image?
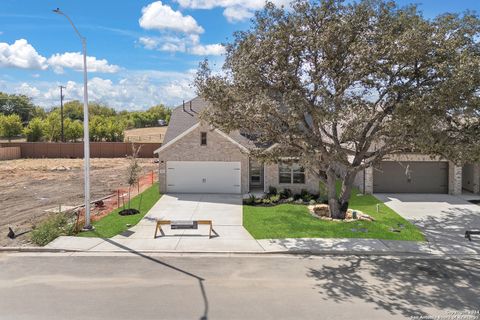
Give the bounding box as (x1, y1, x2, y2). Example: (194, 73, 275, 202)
(0, 247, 79, 253)
(2, 246, 479, 258)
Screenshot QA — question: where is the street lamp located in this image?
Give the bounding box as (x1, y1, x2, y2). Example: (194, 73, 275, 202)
(53, 8, 92, 230)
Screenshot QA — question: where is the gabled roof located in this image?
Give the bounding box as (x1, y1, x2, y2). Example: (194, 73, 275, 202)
(162, 97, 210, 145)
(154, 97, 255, 154)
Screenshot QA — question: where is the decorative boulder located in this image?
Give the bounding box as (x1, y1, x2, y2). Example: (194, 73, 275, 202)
(309, 204, 330, 217)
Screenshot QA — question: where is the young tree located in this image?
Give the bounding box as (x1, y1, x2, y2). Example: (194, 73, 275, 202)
(0, 114, 23, 142)
(24, 117, 44, 142)
(196, 0, 480, 218)
(125, 146, 142, 210)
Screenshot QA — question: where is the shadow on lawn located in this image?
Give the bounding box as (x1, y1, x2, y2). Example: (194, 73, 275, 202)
(307, 256, 480, 318)
(90, 231, 209, 320)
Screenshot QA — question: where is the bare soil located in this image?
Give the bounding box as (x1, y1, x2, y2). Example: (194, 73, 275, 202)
(0, 158, 157, 247)
(124, 127, 168, 143)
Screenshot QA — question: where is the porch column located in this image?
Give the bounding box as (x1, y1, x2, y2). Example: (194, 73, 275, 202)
(448, 162, 462, 195)
(364, 167, 373, 194)
(474, 164, 480, 194)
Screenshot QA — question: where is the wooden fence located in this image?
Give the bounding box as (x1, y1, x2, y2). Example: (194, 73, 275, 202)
(0, 147, 21, 160)
(0, 142, 161, 159)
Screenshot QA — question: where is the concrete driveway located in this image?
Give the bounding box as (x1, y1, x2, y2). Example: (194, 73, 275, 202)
(375, 193, 480, 254)
(87, 193, 264, 252)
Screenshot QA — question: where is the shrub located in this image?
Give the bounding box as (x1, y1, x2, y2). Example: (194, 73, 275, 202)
(243, 194, 256, 205)
(279, 188, 292, 199)
(30, 213, 75, 246)
(262, 198, 271, 205)
(300, 189, 314, 201)
(268, 186, 277, 195)
(269, 194, 280, 203)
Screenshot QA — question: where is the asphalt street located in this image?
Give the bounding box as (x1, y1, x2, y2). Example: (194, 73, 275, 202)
(0, 253, 479, 320)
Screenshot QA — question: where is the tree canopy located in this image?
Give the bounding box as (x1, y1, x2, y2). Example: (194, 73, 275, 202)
(196, 0, 480, 218)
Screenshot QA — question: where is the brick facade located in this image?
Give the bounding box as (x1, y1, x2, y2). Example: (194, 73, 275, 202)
(156, 124, 250, 194)
(263, 163, 319, 194)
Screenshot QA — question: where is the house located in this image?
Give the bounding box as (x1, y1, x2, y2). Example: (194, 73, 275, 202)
(154, 97, 480, 196)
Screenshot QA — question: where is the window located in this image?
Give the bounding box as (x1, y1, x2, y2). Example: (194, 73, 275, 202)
(279, 162, 305, 184)
(200, 132, 207, 145)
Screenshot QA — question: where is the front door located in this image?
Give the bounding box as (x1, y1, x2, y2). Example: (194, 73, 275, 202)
(250, 161, 264, 189)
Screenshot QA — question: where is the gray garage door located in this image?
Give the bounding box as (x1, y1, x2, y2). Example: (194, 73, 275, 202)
(373, 161, 448, 193)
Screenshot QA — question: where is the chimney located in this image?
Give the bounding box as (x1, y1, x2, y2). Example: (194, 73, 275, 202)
(182, 100, 185, 112)
(189, 101, 193, 112)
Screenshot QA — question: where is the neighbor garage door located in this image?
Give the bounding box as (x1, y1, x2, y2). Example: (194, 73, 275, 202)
(373, 161, 448, 193)
(166, 161, 241, 194)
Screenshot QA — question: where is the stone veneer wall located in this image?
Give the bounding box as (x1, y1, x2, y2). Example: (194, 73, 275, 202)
(263, 163, 319, 194)
(363, 154, 463, 195)
(156, 124, 250, 194)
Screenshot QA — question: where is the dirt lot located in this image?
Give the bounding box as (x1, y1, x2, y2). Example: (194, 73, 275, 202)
(0, 158, 158, 247)
(124, 127, 168, 143)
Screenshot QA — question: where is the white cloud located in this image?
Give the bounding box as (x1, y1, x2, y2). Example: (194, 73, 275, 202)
(223, 6, 254, 22)
(3, 70, 197, 110)
(176, 0, 291, 22)
(139, 1, 204, 34)
(190, 43, 225, 55)
(138, 36, 159, 50)
(138, 35, 224, 56)
(0, 39, 48, 70)
(47, 52, 121, 74)
(17, 82, 41, 97)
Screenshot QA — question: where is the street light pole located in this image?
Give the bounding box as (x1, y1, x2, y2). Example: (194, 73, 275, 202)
(53, 8, 92, 230)
(59, 85, 65, 143)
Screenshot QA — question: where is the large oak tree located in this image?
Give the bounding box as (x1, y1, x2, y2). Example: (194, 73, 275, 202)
(196, 0, 480, 218)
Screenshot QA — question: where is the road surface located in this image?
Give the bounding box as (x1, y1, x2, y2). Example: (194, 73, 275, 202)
(0, 253, 479, 319)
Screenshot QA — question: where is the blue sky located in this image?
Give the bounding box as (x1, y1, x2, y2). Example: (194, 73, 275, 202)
(0, 0, 479, 110)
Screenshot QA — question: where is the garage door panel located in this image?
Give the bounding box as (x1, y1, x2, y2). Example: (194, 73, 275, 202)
(373, 161, 448, 193)
(166, 161, 241, 194)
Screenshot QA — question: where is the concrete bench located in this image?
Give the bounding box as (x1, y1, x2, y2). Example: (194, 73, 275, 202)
(465, 230, 480, 241)
(154, 220, 214, 239)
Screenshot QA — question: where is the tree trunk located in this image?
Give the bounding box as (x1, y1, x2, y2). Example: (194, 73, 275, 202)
(327, 169, 357, 220)
(338, 171, 356, 218)
(326, 169, 342, 219)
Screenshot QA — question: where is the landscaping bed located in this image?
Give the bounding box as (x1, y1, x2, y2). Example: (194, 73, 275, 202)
(78, 183, 160, 238)
(243, 188, 425, 241)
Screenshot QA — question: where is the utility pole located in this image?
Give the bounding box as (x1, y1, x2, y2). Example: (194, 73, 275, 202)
(59, 85, 66, 142)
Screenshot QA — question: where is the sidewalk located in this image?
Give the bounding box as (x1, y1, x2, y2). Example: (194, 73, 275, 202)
(42, 234, 478, 256)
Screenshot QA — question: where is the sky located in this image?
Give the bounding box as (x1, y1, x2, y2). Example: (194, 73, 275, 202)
(0, 0, 479, 111)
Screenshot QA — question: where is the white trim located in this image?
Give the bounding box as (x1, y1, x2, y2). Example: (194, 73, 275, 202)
(264, 143, 279, 152)
(153, 123, 200, 154)
(213, 129, 250, 153)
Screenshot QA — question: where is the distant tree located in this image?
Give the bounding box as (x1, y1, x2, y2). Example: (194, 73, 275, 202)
(0, 93, 36, 122)
(0, 114, 23, 142)
(43, 112, 62, 142)
(32, 106, 47, 119)
(64, 119, 83, 142)
(147, 104, 172, 123)
(56, 101, 117, 121)
(24, 117, 44, 142)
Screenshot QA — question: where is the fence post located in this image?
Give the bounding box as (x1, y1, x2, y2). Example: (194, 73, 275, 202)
(117, 190, 120, 209)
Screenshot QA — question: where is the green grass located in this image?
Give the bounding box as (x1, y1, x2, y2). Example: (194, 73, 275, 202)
(78, 183, 161, 238)
(243, 189, 425, 241)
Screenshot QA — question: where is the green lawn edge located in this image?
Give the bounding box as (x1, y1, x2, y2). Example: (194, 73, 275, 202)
(243, 190, 425, 241)
(78, 183, 161, 238)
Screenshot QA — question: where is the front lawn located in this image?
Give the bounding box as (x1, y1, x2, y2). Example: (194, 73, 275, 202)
(78, 183, 161, 238)
(243, 190, 425, 241)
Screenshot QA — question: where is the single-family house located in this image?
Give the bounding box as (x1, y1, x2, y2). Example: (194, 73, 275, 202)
(154, 97, 480, 196)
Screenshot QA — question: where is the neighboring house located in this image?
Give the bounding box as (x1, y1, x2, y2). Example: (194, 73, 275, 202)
(154, 97, 480, 196)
